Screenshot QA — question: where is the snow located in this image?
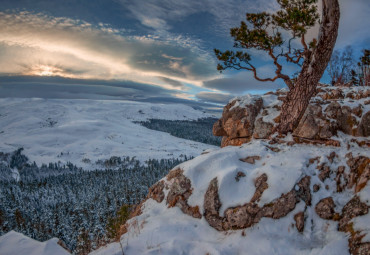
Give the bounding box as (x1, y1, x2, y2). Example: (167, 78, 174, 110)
(91, 138, 368, 255)
(10, 167, 20, 181)
(261, 93, 280, 107)
(355, 183, 370, 242)
(0, 231, 70, 255)
(190, 139, 358, 213)
(353, 213, 370, 243)
(92, 199, 348, 255)
(359, 183, 370, 206)
(229, 94, 261, 110)
(229, 93, 281, 124)
(0, 98, 216, 168)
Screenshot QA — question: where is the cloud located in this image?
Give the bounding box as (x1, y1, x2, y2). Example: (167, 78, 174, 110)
(196, 91, 234, 104)
(335, 0, 370, 49)
(0, 11, 217, 90)
(0, 75, 219, 111)
(119, 0, 277, 35)
(0, 76, 165, 100)
(303, 0, 370, 51)
(1, 0, 369, 102)
(120, 0, 277, 39)
(157, 76, 185, 88)
(203, 65, 284, 94)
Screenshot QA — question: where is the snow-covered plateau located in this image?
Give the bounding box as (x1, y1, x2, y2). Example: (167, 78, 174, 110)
(0, 98, 216, 168)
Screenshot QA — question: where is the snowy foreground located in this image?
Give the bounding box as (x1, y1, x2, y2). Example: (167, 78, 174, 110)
(1, 138, 369, 255)
(91, 138, 370, 255)
(1, 96, 369, 255)
(0, 98, 215, 167)
(0, 231, 69, 255)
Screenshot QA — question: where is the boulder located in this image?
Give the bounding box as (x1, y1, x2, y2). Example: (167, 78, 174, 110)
(357, 111, 370, 137)
(203, 178, 225, 231)
(293, 114, 320, 139)
(213, 85, 369, 147)
(253, 117, 274, 139)
(216, 96, 263, 140)
(315, 197, 336, 220)
(166, 169, 202, 219)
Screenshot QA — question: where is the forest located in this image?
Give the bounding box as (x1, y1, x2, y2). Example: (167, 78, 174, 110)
(136, 117, 222, 146)
(0, 148, 189, 254)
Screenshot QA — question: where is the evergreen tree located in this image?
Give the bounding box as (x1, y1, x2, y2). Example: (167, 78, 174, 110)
(215, 0, 340, 133)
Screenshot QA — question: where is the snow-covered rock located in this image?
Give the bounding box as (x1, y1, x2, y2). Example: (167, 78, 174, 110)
(92, 138, 370, 255)
(214, 85, 370, 147)
(0, 231, 70, 255)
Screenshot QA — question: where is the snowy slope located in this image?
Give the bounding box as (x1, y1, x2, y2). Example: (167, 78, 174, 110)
(0, 98, 216, 168)
(0, 231, 70, 255)
(91, 138, 369, 255)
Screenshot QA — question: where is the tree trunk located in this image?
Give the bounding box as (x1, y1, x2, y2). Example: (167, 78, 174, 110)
(278, 0, 340, 134)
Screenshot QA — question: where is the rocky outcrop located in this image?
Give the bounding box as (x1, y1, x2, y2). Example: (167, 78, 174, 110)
(116, 140, 369, 255)
(148, 180, 165, 203)
(203, 174, 310, 231)
(203, 178, 226, 231)
(166, 169, 202, 219)
(114, 85, 369, 255)
(214, 85, 370, 147)
(212, 95, 264, 147)
(153, 148, 367, 254)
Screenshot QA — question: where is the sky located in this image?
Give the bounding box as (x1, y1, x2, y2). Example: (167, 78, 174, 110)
(0, 0, 369, 109)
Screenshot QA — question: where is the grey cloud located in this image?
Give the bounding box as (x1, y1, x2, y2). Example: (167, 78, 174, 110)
(137, 96, 219, 113)
(129, 41, 216, 80)
(0, 11, 217, 86)
(120, 0, 277, 34)
(196, 92, 234, 104)
(122, 0, 370, 58)
(0, 76, 219, 112)
(203, 71, 283, 94)
(157, 76, 184, 88)
(0, 76, 168, 100)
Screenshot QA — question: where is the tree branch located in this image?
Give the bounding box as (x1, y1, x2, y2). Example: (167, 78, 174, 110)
(268, 49, 294, 89)
(283, 49, 304, 66)
(301, 34, 309, 53)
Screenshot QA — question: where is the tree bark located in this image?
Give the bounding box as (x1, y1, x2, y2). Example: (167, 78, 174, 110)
(278, 0, 340, 134)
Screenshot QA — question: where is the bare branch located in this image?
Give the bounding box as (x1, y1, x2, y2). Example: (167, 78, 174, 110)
(301, 34, 309, 53)
(268, 49, 294, 89)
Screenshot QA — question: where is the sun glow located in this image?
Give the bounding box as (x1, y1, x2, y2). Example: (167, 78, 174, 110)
(38, 66, 54, 76)
(28, 65, 64, 77)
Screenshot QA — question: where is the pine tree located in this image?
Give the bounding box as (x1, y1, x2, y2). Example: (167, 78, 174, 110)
(215, 0, 340, 133)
